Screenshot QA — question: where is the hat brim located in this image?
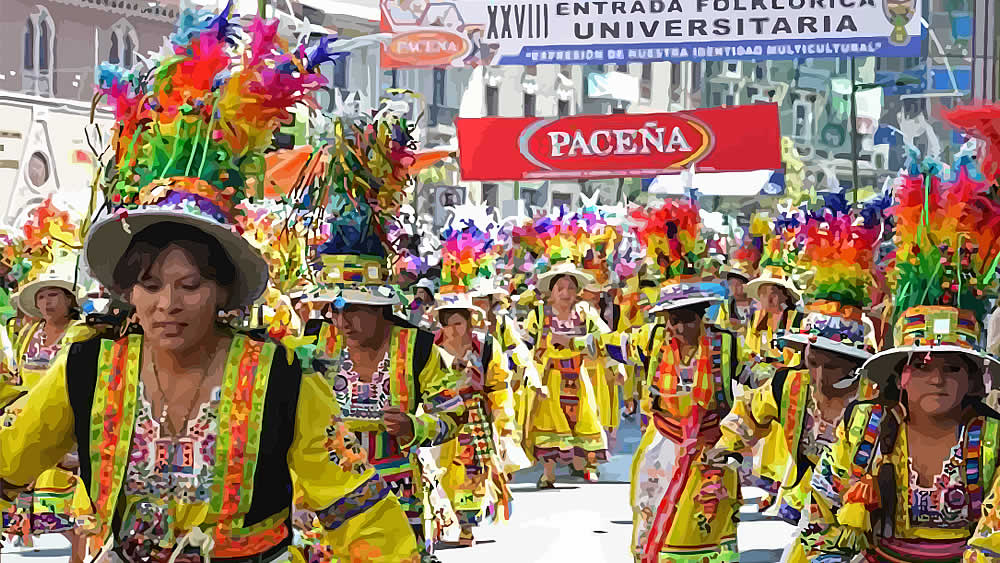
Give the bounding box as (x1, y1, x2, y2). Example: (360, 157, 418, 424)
(16, 279, 79, 318)
(860, 345, 1000, 388)
(470, 287, 508, 298)
(650, 295, 723, 315)
(435, 302, 487, 319)
(778, 333, 872, 361)
(745, 277, 801, 302)
(85, 210, 269, 310)
(725, 271, 751, 283)
(538, 267, 594, 293)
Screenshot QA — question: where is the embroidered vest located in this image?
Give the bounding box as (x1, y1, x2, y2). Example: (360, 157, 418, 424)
(75, 334, 281, 556)
(643, 325, 735, 419)
(845, 403, 1000, 533)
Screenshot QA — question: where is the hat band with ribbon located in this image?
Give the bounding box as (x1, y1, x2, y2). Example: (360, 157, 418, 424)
(133, 177, 238, 225)
(894, 305, 981, 350)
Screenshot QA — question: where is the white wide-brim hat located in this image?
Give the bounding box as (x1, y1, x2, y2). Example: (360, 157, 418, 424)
(470, 278, 509, 298)
(306, 285, 400, 307)
(86, 210, 269, 311)
(861, 345, 1000, 388)
(16, 275, 79, 319)
(745, 266, 802, 302)
(434, 292, 486, 319)
(537, 262, 594, 294)
(647, 277, 724, 315)
(859, 305, 1000, 388)
(779, 333, 873, 361)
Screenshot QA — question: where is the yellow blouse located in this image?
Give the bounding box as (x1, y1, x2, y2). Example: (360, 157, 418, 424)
(0, 334, 419, 562)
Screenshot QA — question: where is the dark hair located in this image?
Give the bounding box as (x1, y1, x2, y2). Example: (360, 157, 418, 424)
(439, 308, 472, 326)
(112, 222, 237, 297)
(550, 274, 579, 291)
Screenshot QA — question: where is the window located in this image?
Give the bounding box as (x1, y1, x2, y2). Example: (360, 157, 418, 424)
(640, 63, 652, 100)
(525, 65, 537, 76)
(430, 68, 453, 126)
(482, 183, 499, 209)
(109, 19, 138, 68)
(754, 62, 767, 81)
(23, 6, 54, 96)
(558, 99, 570, 116)
(485, 85, 499, 116)
(615, 63, 629, 73)
(792, 99, 814, 141)
(669, 62, 681, 87)
(333, 58, 349, 90)
(560, 64, 571, 78)
(524, 93, 536, 117)
(552, 192, 573, 210)
(691, 62, 702, 93)
(24, 19, 34, 71)
(432, 68, 446, 106)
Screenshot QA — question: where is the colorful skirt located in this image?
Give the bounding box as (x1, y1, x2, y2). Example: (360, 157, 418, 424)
(585, 358, 620, 432)
(1, 390, 89, 538)
(527, 355, 608, 464)
(439, 396, 511, 529)
(2, 468, 84, 536)
(630, 414, 739, 562)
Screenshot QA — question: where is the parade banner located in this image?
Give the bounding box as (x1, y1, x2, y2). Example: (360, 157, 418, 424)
(456, 104, 781, 181)
(380, 0, 921, 68)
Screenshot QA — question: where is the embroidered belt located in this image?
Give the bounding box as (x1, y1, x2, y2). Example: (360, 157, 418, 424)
(113, 537, 291, 563)
(652, 411, 721, 445)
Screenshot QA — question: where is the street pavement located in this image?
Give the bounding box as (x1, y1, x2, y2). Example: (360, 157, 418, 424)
(1, 416, 796, 562)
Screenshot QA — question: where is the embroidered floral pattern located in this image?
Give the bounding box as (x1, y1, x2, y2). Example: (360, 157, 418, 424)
(324, 419, 371, 475)
(331, 351, 391, 422)
(124, 382, 220, 502)
(20, 327, 62, 372)
(909, 443, 969, 528)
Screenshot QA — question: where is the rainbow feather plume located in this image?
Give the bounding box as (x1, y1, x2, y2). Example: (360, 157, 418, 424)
(96, 5, 334, 212)
(889, 161, 1000, 321)
(628, 198, 701, 279)
(799, 213, 879, 308)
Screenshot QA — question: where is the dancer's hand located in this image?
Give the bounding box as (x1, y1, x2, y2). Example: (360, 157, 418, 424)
(383, 406, 415, 445)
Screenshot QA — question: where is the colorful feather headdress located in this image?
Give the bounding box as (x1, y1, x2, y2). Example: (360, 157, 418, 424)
(889, 158, 1000, 322)
(628, 198, 701, 281)
(629, 199, 724, 313)
(576, 198, 621, 287)
(304, 108, 418, 305)
(776, 208, 880, 358)
(725, 236, 761, 281)
(856, 147, 1000, 386)
(96, 6, 337, 214)
(86, 5, 338, 310)
(18, 196, 81, 282)
(440, 204, 498, 294)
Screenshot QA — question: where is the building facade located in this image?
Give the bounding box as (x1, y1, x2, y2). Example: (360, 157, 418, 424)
(0, 0, 181, 224)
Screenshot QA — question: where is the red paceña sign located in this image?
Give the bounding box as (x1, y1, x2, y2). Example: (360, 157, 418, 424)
(456, 104, 781, 181)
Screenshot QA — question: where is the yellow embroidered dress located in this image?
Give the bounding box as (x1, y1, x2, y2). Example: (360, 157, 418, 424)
(808, 402, 1000, 563)
(631, 323, 739, 563)
(437, 334, 515, 529)
(740, 308, 802, 489)
(522, 303, 609, 464)
(628, 322, 740, 562)
(0, 333, 419, 563)
(312, 321, 464, 543)
(714, 368, 876, 560)
(1, 321, 92, 540)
